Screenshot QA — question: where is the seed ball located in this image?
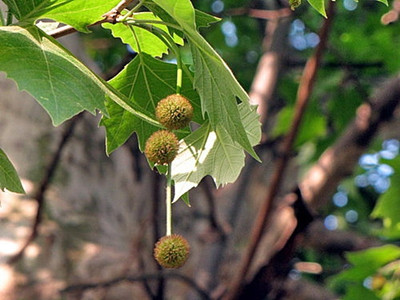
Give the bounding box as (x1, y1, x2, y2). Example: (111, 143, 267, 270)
(154, 234, 190, 268)
(144, 130, 179, 165)
(155, 94, 194, 130)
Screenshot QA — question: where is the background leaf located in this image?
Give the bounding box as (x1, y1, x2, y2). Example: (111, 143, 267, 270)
(3, 0, 120, 32)
(0, 149, 25, 194)
(371, 158, 400, 238)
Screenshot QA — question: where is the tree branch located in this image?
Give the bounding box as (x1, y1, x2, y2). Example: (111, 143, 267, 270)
(60, 272, 211, 300)
(7, 115, 81, 264)
(224, 2, 336, 299)
(48, 0, 137, 39)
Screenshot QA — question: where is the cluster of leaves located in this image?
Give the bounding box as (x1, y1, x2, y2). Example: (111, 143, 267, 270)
(0, 0, 263, 202)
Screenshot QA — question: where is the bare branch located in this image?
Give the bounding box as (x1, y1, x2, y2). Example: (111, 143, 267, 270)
(7, 115, 81, 264)
(61, 272, 211, 300)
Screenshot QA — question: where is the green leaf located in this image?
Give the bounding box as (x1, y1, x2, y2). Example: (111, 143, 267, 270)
(307, 0, 327, 18)
(343, 285, 379, 300)
(148, 0, 196, 30)
(0, 25, 155, 127)
(376, 0, 388, 5)
(172, 104, 261, 201)
(0, 8, 5, 26)
(334, 245, 400, 282)
(3, 0, 120, 32)
(371, 158, 400, 237)
(101, 53, 202, 154)
(0, 25, 106, 125)
(194, 10, 221, 28)
(148, 0, 260, 160)
(0, 149, 25, 194)
(102, 12, 182, 58)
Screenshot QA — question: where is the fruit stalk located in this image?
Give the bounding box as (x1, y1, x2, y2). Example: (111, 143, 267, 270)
(166, 164, 173, 236)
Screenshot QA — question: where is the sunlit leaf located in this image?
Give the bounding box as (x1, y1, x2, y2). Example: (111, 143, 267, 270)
(3, 0, 120, 32)
(102, 12, 183, 58)
(172, 104, 260, 201)
(307, 0, 327, 18)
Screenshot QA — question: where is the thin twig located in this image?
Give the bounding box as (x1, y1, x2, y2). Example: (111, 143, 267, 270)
(224, 2, 336, 299)
(61, 272, 212, 300)
(151, 171, 165, 299)
(48, 0, 137, 39)
(200, 177, 226, 237)
(7, 115, 81, 264)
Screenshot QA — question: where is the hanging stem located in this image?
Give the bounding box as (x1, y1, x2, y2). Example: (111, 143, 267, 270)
(166, 164, 173, 236)
(0, 9, 5, 26)
(6, 10, 12, 25)
(119, 0, 146, 22)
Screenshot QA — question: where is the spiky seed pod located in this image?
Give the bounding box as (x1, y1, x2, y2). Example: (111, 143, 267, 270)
(144, 130, 179, 165)
(155, 94, 194, 130)
(154, 234, 190, 268)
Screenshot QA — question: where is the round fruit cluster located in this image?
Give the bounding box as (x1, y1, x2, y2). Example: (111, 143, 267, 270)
(153, 234, 190, 268)
(144, 94, 193, 165)
(145, 94, 193, 268)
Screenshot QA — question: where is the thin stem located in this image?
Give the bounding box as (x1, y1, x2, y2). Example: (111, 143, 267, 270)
(6, 10, 12, 25)
(119, 0, 146, 22)
(166, 164, 173, 236)
(0, 9, 5, 26)
(123, 19, 182, 31)
(176, 65, 182, 94)
(128, 25, 142, 52)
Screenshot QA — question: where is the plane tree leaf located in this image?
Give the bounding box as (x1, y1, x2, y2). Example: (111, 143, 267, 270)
(102, 12, 183, 58)
(172, 104, 261, 202)
(0, 25, 155, 127)
(3, 0, 120, 32)
(0, 25, 107, 125)
(147, 0, 259, 160)
(0, 149, 25, 194)
(101, 52, 203, 154)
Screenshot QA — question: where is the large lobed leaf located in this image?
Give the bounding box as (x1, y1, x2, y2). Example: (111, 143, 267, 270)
(0, 25, 155, 127)
(101, 52, 202, 154)
(3, 0, 120, 32)
(0, 149, 25, 194)
(0, 25, 106, 125)
(102, 12, 183, 58)
(172, 104, 261, 201)
(147, 0, 260, 160)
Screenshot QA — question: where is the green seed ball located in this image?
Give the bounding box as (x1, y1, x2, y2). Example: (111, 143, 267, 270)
(156, 94, 194, 130)
(144, 130, 179, 165)
(154, 234, 190, 268)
